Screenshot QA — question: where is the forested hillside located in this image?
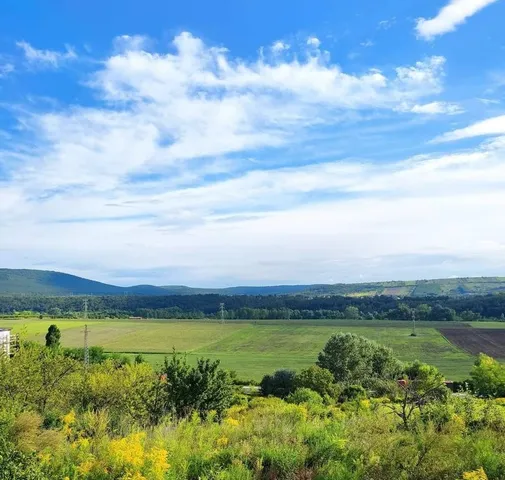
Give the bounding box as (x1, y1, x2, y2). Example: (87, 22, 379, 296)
(3, 268, 505, 297)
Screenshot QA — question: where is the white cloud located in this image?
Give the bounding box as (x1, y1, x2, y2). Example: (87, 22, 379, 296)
(113, 34, 149, 52)
(478, 98, 500, 105)
(416, 0, 500, 40)
(271, 40, 289, 53)
(1, 31, 485, 285)
(0, 63, 14, 77)
(407, 101, 463, 115)
(16, 41, 77, 67)
(306, 36, 321, 48)
(378, 18, 396, 30)
(360, 40, 374, 47)
(433, 114, 505, 142)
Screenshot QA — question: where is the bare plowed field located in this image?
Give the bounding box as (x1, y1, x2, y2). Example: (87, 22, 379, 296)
(438, 328, 505, 357)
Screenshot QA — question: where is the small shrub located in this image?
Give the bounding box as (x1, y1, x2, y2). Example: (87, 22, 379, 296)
(286, 388, 323, 406)
(339, 385, 367, 403)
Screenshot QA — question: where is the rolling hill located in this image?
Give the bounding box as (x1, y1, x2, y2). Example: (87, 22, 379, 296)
(1, 268, 505, 297)
(0, 269, 167, 296)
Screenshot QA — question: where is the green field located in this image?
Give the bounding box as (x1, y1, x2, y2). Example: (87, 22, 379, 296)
(2, 318, 498, 381)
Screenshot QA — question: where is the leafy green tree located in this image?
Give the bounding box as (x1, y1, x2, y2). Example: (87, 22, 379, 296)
(0, 437, 49, 480)
(430, 304, 457, 321)
(470, 354, 505, 398)
(294, 365, 339, 398)
(386, 361, 449, 429)
(0, 343, 79, 414)
(260, 369, 297, 398)
(415, 304, 432, 321)
(44, 324, 61, 349)
(317, 333, 402, 383)
(62, 346, 108, 364)
(344, 306, 360, 319)
(160, 354, 234, 420)
(47, 307, 61, 317)
(78, 360, 155, 425)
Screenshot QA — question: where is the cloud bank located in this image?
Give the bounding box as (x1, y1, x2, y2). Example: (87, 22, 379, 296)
(1, 32, 503, 286)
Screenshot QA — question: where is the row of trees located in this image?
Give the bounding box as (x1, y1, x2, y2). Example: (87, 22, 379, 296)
(3, 292, 505, 320)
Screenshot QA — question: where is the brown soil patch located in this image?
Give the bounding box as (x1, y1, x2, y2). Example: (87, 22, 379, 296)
(438, 328, 505, 358)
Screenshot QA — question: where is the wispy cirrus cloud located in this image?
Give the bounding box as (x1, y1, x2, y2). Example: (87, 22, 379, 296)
(433, 114, 505, 142)
(0, 63, 14, 77)
(416, 0, 500, 40)
(16, 40, 77, 68)
(400, 101, 464, 115)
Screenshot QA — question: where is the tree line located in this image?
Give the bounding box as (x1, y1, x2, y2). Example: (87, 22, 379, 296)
(2, 291, 505, 320)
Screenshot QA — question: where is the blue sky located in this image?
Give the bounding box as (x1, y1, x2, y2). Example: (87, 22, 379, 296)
(1, 0, 505, 286)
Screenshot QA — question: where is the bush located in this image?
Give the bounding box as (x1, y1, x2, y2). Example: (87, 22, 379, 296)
(260, 369, 297, 398)
(160, 354, 234, 420)
(286, 388, 324, 406)
(295, 365, 340, 398)
(0, 437, 49, 480)
(339, 384, 367, 402)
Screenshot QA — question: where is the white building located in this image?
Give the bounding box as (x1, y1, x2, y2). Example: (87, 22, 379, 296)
(0, 328, 11, 357)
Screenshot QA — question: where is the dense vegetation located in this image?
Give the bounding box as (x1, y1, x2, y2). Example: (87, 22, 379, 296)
(3, 291, 505, 321)
(4, 268, 505, 297)
(2, 329, 505, 479)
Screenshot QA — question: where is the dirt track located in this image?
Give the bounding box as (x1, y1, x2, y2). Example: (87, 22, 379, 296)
(438, 328, 505, 358)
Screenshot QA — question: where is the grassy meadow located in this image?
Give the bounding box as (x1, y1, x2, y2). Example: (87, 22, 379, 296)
(2, 317, 495, 380)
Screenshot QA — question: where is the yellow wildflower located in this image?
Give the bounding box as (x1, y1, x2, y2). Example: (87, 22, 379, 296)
(225, 417, 240, 427)
(37, 452, 51, 465)
(77, 459, 95, 475)
(62, 410, 76, 426)
(145, 446, 170, 480)
(109, 432, 146, 468)
(216, 436, 229, 447)
(463, 467, 488, 480)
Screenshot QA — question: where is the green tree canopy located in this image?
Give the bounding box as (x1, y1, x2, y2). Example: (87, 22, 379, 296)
(160, 354, 234, 420)
(260, 369, 297, 398)
(470, 354, 505, 398)
(317, 333, 403, 383)
(44, 324, 61, 349)
(294, 365, 339, 398)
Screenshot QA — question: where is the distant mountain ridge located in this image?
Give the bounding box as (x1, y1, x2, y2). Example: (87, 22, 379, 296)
(1, 268, 505, 297)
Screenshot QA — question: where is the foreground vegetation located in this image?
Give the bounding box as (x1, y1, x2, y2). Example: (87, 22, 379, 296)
(2, 328, 505, 479)
(0, 318, 483, 380)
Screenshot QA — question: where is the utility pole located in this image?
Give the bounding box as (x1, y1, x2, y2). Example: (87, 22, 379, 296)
(411, 309, 417, 337)
(219, 303, 225, 324)
(83, 299, 89, 367)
